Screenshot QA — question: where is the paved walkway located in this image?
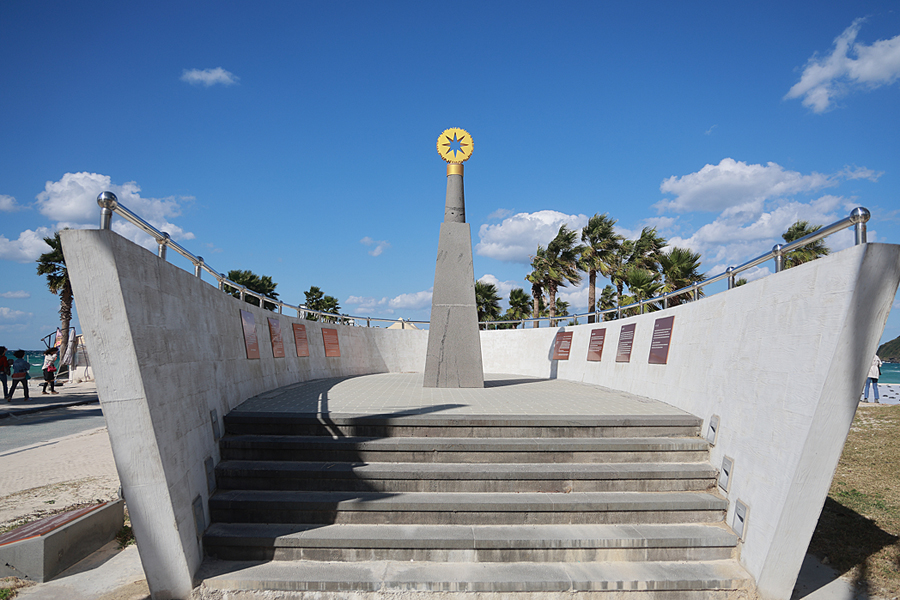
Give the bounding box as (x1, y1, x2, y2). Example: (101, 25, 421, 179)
(1, 379, 100, 419)
(236, 372, 691, 417)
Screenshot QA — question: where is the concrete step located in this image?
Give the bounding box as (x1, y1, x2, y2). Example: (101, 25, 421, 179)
(218, 435, 710, 463)
(223, 413, 702, 439)
(208, 490, 728, 525)
(215, 460, 717, 493)
(204, 522, 739, 562)
(195, 558, 754, 598)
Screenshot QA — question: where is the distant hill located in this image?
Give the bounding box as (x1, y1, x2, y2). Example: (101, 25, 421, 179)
(878, 335, 900, 363)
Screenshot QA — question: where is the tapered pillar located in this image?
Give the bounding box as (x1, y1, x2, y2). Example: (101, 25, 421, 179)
(424, 128, 484, 388)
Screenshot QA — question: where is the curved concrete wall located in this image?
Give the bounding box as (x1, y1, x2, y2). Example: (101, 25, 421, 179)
(62, 229, 428, 599)
(480, 242, 900, 600)
(63, 228, 900, 600)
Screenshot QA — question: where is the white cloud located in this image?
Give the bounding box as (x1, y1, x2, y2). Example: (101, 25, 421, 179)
(0, 291, 30, 299)
(388, 289, 433, 310)
(486, 208, 513, 220)
(0, 307, 32, 322)
(0, 227, 55, 262)
(656, 158, 879, 216)
(360, 236, 390, 257)
(665, 195, 850, 267)
(476, 210, 588, 263)
(345, 295, 390, 313)
(786, 19, 900, 113)
(32, 172, 195, 252)
(477, 274, 522, 306)
(180, 67, 239, 87)
(0, 195, 24, 212)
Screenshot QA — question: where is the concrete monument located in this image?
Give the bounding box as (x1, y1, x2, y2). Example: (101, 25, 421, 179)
(423, 128, 484, 388)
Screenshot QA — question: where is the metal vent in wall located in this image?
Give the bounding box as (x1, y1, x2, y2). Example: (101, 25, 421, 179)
(718, 456, 734, 492)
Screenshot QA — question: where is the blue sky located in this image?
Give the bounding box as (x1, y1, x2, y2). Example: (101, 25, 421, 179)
(1, 1, 899, 352)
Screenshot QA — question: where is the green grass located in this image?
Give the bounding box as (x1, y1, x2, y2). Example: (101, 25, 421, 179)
(807, 404, 900, 596)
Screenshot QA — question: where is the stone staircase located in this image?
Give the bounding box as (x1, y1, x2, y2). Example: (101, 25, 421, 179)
(196, 411, 754, 598)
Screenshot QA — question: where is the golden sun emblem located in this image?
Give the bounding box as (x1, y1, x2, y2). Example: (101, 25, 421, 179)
(437, 128, 473, 163)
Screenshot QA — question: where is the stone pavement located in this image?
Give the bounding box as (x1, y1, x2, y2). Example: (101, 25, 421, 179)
(0, 379, 100, 420)
(1, 373, 886, 599)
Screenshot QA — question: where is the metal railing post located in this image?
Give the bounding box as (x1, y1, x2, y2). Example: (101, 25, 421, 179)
(97, 192, 118, 229)
(772, 244, 784, 273)
(851, 207, 870, 245)
(157, 232, 169, 259)
(194, 257, 204, 279)
(727, 266, 735, 289)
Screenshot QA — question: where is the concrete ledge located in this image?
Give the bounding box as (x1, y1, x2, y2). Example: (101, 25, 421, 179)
(0, 499, 124, 582)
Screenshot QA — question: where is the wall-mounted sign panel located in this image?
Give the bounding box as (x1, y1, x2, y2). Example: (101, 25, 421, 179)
(322, 328, 341, 357)
(268, 317, 285, 358)
(240, 310, 260, 359)
(552, 332, 573, 360)
(649, 315, 675, 364)
(587, 329, 606, 362)
(616, 323, 636, 363)
(292, 323, 310, 357)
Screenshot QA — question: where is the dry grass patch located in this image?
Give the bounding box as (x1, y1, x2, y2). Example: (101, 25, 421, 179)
(807, 403, 900, 597)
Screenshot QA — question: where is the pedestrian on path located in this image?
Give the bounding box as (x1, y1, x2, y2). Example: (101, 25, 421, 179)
(41, 346, 59, 395)
(7, 349, 31, 402)
(864, 354, 882, 403)
(0, 346, 9, 399)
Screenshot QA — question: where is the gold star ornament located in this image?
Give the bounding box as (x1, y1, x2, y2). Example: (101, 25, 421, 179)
(437, 128, 473, 164)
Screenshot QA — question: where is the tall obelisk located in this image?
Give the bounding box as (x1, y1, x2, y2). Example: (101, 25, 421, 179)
(423, 128, 484, 388)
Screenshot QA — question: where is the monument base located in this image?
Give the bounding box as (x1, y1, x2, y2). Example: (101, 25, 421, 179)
(423, 222, 484, 388)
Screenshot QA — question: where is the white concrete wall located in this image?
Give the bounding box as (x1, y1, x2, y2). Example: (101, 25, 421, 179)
(61, 229, 427, 599)
(62, 227, 900, 600)
(481, 242, 900, 600)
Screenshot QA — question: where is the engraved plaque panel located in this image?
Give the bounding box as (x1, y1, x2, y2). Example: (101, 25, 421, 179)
(268, 317, 285, 358)
(616, 323, 636, 363)
(587, 328, 606, 362)
(240, 310, 260, 359)
(322, 328, 341, 357)
(648, 315, 675, 365)
(552, 332, 573, 360)
(292, 323, 310, 357)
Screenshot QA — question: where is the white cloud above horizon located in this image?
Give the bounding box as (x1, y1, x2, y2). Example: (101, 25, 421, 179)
(0, 195, 24, 212)
(476, 210, 588, 263)
(656, 158, 879, 216)
(0, 291, 30, 299)
(181, 67, 239, 87)
(785, 19, 900, 113)
(360, 236, 390, 257)
(0, 306, 32, 323)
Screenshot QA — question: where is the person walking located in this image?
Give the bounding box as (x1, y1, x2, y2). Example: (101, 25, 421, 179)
(7, 349, 31, 402)
(864, 354, 883, 403)
(0, 346, 9, 400)
(41, 347, 59, 395)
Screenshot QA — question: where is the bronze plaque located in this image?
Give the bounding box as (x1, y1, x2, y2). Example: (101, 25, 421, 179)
(587, 328, 606, 362)
(292, 323, 310, 357)
(322, 328, 341, 357)
(240, 310, 260, 359)
(649, 315, 675, 364)
(552, 332, 573, 360)
(268, 317, 285, 358)
(616, 323, 636, 363)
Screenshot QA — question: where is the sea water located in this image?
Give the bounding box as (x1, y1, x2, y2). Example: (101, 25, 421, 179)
(880, 361, 900, 384)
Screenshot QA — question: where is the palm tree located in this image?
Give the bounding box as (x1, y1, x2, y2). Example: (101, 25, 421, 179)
(303, 286, 341, 322)
(506, 288, 532, 328)
(526, 248, 547, 328)
(227, 269, 279, 310)
(782, 220, 829, 268)
(658, 247, 705, 306)
(599, 284, 617, 321)
(541, 225, 583, 327)
(622, 267, 664, 315)
(36, 231, 73, 359)
(606, 227, 666, 309)
(475, 280, 502, 328)
(579, 214, 620, 323)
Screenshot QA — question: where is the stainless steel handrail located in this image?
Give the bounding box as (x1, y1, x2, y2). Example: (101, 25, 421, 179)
(97, 192, 870, 329)
(96, 191, 428, 327)
(482, 206, 871, 327)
